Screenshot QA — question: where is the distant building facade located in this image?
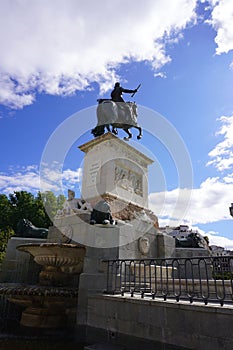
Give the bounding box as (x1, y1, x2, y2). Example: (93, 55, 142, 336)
(210, 245, 233, 274)
(160, 225, 200, 239)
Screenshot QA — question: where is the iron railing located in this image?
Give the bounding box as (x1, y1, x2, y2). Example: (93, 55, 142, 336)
(104, 256, 233, 306)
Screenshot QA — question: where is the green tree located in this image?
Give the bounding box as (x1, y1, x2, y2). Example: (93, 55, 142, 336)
(41, 191, 66, 222)
(32, 191, 52, 228)
(57, 194, 66, 210)
(0, 194, 12, 229)
(9, 191, 36, 232)
(0, 190, 66, 262)
(0, 227, 14, 263)
(0, 190, 66, 233)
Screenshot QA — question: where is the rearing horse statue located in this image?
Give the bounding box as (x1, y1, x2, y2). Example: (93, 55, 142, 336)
(91, 99, 142, 141)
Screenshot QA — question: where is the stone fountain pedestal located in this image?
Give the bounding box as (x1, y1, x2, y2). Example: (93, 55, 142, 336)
(1, 243, 86, 328)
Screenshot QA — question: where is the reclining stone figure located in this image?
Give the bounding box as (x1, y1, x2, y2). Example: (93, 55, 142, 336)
(15, 218, 48, 239)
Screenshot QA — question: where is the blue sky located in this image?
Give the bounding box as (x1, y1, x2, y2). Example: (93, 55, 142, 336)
(0, 0, 233, 248)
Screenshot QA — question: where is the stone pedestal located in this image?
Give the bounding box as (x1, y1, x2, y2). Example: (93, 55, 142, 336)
(79, 133, 157, 224)
(53, 134, 175, 327)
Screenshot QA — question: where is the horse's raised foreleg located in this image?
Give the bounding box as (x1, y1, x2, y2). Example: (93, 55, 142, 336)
(135, 126, 142, 140)
(111, 126, 118, 135)
(106, 124, 111, 132)
(123, 128, 132, 141)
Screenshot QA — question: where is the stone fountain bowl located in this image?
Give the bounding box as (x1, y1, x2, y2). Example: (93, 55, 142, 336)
(0, 284, 79, 328)
(17, 243, 86, 274)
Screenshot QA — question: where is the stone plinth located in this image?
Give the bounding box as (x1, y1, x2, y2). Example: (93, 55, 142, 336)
(79, 133, 154, 219)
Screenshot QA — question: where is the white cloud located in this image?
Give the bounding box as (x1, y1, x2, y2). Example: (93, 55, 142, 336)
(0, 168, 40, 194)
(149, 115, 233, 227)
(207, 0, 233, 55)
(0, 75, 35, 109)
(149, 113, 233, 247)
(190, 226, 233, 250)
(0, 164, 82, 195)
(154, 72, 167, 79)
(207, 115, 233, 171)
(206, 232, 233, 250)
(0, 0, 197, 109)
(61, 168, 82, 184)
(149, 176, 233, 225)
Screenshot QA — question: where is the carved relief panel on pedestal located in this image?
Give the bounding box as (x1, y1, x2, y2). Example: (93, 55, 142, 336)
(115, 164, 143, 197)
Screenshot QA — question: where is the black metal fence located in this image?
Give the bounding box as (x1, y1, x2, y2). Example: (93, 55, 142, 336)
(104, 256, 233, 306)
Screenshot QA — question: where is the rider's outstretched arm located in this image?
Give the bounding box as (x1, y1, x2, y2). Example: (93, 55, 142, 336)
(121, 88, 137, 94)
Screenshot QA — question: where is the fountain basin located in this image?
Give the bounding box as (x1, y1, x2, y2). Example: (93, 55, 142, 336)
(17, 243, 86, 286)
(0, 284, 78, 328)
(17, 243, 86, 266)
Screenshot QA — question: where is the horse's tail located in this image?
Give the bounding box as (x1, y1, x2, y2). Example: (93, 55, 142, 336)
(91, 125, 105, 137)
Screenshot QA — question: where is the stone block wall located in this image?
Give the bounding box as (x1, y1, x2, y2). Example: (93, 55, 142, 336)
(85, 294, 233, 350)
(0, 237, 46, 284)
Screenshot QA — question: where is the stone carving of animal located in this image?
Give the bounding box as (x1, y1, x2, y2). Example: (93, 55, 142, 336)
(175, 232, 205, 248)
(90, 200, 115, 225)
(16, 218, 48, 239)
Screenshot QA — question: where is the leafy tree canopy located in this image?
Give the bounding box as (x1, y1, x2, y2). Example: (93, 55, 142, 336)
(2, 190, 66, 232)
(0, 191, 66, 260)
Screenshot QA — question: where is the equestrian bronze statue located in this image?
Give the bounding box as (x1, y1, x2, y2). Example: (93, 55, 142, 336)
(92, 83, 142, 141)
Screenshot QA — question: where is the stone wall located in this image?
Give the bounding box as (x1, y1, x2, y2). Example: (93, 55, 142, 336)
(0, 237, 46, 284)
(85, 294, 233, 350)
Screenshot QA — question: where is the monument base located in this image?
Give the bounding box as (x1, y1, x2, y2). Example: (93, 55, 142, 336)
(87, 192, 159, 227)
